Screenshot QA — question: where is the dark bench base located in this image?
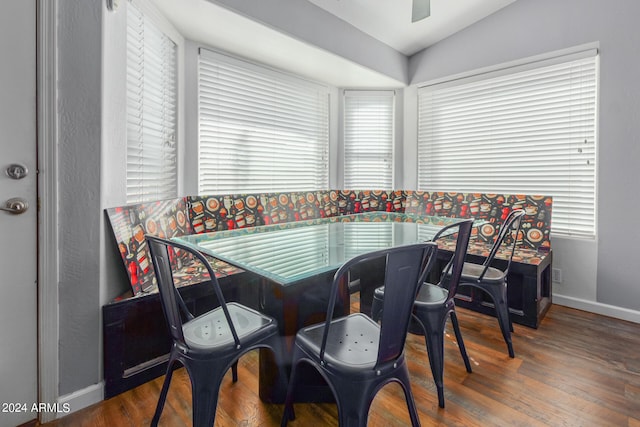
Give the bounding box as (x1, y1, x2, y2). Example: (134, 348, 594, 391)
(433, 250, 553, 329)
(102, 272, 259, 399)
(103, 269, 348, 402)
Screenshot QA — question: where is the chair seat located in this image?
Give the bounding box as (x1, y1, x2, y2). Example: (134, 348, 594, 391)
(296, 313, 379, 371)
(460, 262, 505, 284)
(414, 283, 449, 307)
(183, 302, 273, 350)
(375, 283, 449, 308)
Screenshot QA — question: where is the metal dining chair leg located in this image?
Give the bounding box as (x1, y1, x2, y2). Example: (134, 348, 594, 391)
(231, 360, 238, 382)
(450, 311, 472, 373)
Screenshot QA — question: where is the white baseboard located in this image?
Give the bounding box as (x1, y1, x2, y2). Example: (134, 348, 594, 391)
(553, 294, 640, 324)
(55, 382, 104, 419)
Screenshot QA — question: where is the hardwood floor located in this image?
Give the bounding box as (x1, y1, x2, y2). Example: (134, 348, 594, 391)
(42, 299, 640, 426)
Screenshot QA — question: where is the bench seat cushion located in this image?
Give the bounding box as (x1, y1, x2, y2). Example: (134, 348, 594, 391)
(437, 238, 549, 266)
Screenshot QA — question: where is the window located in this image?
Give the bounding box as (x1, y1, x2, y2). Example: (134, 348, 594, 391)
(418, 51, 597, 238)
(126, 1, 177, 203)
(343, 90, 395, 189)
(198, 49, 329, 194)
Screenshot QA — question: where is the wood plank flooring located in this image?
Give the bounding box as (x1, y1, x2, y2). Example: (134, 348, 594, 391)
(41, 299, 640, 426)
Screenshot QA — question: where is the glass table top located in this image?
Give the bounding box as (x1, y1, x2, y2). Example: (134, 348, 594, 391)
(174, 212, 468, 286)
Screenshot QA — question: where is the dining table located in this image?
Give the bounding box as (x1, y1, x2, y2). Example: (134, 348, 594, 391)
(174, 211, 473, 403)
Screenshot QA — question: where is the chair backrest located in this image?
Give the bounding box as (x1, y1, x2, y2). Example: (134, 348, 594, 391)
(320, 243, 438, 367)
(436, 219, 473, 299)
(479, 209, 525, 280)
(146, 235, 242, 349)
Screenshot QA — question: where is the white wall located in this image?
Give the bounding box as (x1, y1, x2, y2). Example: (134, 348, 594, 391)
(57, 0, 103, 396)
(406, 0, 640, 321)
(101, 0, 130, 309)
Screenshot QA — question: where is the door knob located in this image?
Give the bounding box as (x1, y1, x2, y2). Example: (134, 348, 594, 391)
(1, 198, 29, 214)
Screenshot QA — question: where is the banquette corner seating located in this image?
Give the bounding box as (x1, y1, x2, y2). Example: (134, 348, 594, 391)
(103, 189, 553, 398)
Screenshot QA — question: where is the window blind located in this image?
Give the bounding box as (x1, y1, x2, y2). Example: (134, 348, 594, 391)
(198, 49, 329, 194)
(343, 90, 394, 189)
(126, 2, 177, 204)
(343, 223, 393, 260)
(418, 54, 597, 238)
(198, 227, 329, 280)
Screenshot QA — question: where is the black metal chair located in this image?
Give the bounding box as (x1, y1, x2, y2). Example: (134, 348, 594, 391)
(281, 243, 438, 427)
(146, 235, 287, 427)
(371, 219, 474, 408)
(455, 209, 525, 358)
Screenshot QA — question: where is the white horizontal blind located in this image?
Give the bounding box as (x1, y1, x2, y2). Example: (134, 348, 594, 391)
(417, 223, 452, 243)
(126, 2, 177, 203)
(199, 227, 329, 280)
(198, 49, 329, 194)
(418, 54, 597, 238)
(344, 223, 393, 260)
(343, 90, 394, 188)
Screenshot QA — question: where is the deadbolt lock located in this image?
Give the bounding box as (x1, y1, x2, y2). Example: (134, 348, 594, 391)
(6, 164, 28, 180)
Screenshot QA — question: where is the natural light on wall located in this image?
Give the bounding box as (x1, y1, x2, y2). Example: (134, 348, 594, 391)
(418, 50, 598, 238)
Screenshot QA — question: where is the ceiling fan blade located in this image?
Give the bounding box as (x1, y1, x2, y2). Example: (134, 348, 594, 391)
(411, 0, 430, 22)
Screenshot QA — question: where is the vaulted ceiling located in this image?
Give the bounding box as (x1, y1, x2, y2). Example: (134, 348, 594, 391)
(151, 0, 517, 87)
(306, 0, 516, 56)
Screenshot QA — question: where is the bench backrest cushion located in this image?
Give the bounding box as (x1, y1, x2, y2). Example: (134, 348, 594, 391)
(336, 190, 404, 215)
(404, 191, 552, 251)
(105, 198, 192, 294)
(186, 190, 343, 233)
(107, 189, 552, 295)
